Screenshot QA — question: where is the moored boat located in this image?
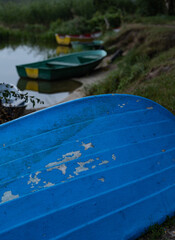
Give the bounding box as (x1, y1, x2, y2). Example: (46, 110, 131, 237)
(55, 33, 101, 46)
(16, 50, 107, 81)
(0, 94, 175, 239)
(72, 40, 104, 50)
(55, 34, 94, 46)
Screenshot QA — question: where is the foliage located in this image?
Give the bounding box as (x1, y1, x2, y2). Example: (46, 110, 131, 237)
(135, 0, 166, 16)
(0, 83, 44, 107)
(93, 0, 136, 14)
(88, 12, 121, 32)
(0, 26, 9, 41)
(50, 17, 90, 35)
(86, 24, 175, 114)
(0, 83, 44, 123)
(137, 215, 175, 239)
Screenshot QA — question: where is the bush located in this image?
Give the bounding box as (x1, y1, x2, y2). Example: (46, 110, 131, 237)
(88, 12, 121, 33)
(50, 17, 90, 35)
(136, 0, 166, 16)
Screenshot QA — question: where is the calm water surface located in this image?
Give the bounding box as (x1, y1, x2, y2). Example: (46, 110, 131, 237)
(0, 44, 81, 109)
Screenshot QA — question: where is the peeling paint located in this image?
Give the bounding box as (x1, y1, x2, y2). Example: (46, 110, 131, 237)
(92, 165, 96, 169)
(98, 178, 105, 182)
(28, 171, 41, 185)
(99, 160, 109, 165)
(74, 159, 94, 175)
(67, 174, 74, 179)
(147, 107, 153, 110)
(81, 142, 94, 150)
(118, 104, 125, 108)
(96, 157, 100, 160)
(62, 151, 82, 161)
(44, 182, 55, 188)
(1, 191, 19, 203)
(46, 151, 81, 169)
(47, 164, 67, 175)
(3, 144, 5, 148)
(112, 154, 116, 160)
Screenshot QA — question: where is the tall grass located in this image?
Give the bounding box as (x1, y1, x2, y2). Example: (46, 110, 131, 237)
(0, 0, 95, 26)
(86, 25, 175, 114)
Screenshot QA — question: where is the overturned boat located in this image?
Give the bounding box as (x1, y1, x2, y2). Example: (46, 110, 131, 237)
(0, 94, 175, 239)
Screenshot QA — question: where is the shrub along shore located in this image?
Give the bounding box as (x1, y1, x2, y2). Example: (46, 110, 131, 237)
(0, 0, 174, 44)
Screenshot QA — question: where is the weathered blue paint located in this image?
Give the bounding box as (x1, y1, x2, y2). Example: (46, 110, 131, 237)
(0, 94, 175, 240)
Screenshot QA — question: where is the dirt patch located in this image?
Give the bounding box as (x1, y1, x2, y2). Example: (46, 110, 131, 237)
(145, 65, 174, 80)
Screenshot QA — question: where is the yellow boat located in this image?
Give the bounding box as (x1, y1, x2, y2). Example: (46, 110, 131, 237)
(55, 34, 94, 46)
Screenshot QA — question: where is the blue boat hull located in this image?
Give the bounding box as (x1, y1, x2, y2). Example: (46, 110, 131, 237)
(0, 94, 175, 239)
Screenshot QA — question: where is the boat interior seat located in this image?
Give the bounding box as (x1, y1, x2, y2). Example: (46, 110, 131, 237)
(46, 61, 80, 67)
(78, 55, 98, 63)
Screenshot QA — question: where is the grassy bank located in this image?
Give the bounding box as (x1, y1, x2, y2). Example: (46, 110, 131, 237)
(84, 23, 175, 239)
(1, 0, 174, 45)
(86, 23, 175, 114)
(0, 0, 122, 44)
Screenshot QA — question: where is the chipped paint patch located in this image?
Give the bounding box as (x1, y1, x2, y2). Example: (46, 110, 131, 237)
(146, 107, 153, 110)
(44, 182, 55, 188)
(3, 144, 5, 148)
(74, 159, 94, 175)
(99, 160, 109, 165)
(67, 174, 74, 179)
(81, 142, 94, 150)
(92, 165, 96, 169)
(28, 171, 41, 185)
(62, 151, 82, 161)
(47, 164, 67, 175)
(1, 191, 19, 203)
(98, 178, 105, 182)
(162, 149, 166, 152)
(46, 151, 82, 169)
(118, 104, 125, 108)
(112, 154, 116, 160)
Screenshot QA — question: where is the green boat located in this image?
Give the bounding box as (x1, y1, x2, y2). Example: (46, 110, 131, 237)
(72, 40, 104, 50)
(16, 50, 107, 81)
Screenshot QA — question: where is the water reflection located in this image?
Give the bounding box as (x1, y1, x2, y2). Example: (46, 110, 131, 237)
(17, 78, 82, 94)
(56, 46, 71, 55)
(0, 43, 82, 108)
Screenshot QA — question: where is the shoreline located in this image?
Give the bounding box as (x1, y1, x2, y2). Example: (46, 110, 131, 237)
(24, 57, 115, 115)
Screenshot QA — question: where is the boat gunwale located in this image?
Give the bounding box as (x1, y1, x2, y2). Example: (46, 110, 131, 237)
(16, 50, 107, 69)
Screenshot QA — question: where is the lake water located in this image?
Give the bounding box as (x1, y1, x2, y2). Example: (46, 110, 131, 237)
(0, 43, 81, 109)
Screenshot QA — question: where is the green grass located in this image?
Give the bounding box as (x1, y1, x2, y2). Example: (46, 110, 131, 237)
(86, 24, 175, 114)
(85, 23, 175, 239)
(137, 215, 175, 240)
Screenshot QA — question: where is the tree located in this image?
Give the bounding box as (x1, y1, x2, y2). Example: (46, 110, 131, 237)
(166, 0, 175, 15)
(136, 0, 166, 16)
